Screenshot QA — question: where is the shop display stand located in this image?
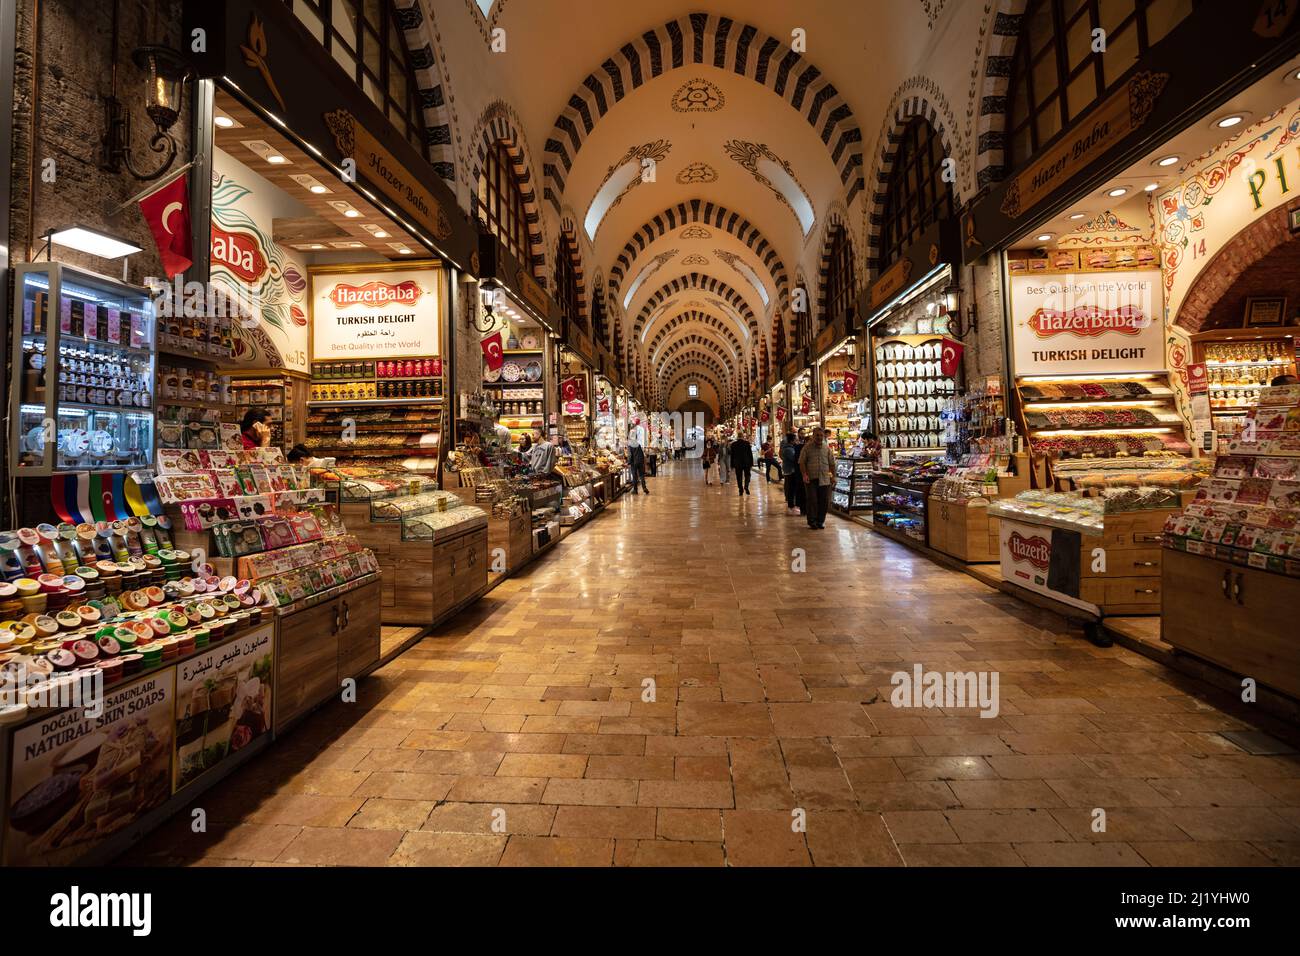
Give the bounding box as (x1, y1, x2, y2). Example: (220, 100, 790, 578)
(226, 374, 304, 451)
(870, 334, 955, 453)
(156, 303, 238, 453)
(831, 457, 873, 515)
(1161, 382, 1300, 698)
(9, 263, 157, 478)
(1192, 328, 1298, 444)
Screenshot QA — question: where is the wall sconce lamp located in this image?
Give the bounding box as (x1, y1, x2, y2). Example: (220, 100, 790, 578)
(942, 285, 979, 339)
(474, 281, 502, 333)
(102, 46, 193, 181)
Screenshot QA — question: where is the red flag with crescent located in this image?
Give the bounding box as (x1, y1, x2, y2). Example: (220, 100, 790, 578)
(139, 173, 192, 278)
(480, 331, 505, 370)
(940, 337, 964, 378)
(842, 371, 859, 397)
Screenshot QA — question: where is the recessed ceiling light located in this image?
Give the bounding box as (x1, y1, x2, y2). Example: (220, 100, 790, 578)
(343, 209, 360, 218)
(1144, 182, 1159, 192)
(309, 184, 328, 194)
(1068, 212, 1086, 220)
(1156, 155, 1179, 167)
(398, 247, 412, 255)
(266, 154, 287, 164)
(309, 244, 324, 250)
(213, 114, 236, 129)
(1216, 114, 1245, 128)
(1035, 233, 1053, 242)
(1107, 187, 1128, 197)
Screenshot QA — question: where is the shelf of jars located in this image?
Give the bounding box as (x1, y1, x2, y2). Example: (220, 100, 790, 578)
(9, 263, 157, 476)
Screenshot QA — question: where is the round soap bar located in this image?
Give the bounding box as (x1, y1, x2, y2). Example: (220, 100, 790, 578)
(97, 635, 121, 657)
(46, 648, 76, 670)
(70, 639, 98, 664)
(55, 610, 83, 631)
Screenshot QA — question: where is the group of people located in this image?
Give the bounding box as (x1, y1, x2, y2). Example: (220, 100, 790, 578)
(699, 433, 766, 495)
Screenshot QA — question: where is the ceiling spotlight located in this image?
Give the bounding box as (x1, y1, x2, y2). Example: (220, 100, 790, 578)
(309, 184, 328, 194)
(309, 243, 324, 250)
(1156, 155, 1179, 167)
(266, 154, 287, 164)
(1144, 182, 1159, 192)
(1216, 114, 1245, 128)
(1107, 187, 1128, 197)
(398, 247, 412, 255)
(213, 114, 236, 129)
(373, 230, 389, 238)
(343, 209, 360, 218)
(1035, 233, 1053, 242)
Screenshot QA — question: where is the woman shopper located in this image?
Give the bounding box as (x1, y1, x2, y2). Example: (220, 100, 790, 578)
(798, 426, 834, 529)
(717, 434, 731, 485)
(761, 439, 779, 482)
(702, 437, 717, 485)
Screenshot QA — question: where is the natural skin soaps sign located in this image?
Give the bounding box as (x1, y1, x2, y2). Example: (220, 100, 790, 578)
(311, 266, 441, 360)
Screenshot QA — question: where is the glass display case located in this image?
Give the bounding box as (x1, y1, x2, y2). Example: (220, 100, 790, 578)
(370, 490, 462, 521)
(401, 503, 489, 541)
(10, 263, 156, 475)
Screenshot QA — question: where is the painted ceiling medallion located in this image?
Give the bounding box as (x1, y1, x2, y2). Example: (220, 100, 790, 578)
(679, 225, 712, 239)
(682, 254, 709, 265)
(676, 162, 718, 185)
(672, 78, 725, 113)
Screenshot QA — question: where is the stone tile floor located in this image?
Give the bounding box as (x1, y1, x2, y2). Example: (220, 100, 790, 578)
(120, 462, 1300, 866)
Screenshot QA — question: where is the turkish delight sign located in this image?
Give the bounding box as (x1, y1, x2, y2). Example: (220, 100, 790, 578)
(1009, 270, 1165, 376)
(310, 265, 441, 359)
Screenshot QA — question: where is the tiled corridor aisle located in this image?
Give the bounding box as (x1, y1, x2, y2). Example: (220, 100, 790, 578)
(123, 462, 1300, 866)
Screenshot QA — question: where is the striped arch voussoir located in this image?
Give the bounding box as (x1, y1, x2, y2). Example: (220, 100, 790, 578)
(543, 12, 865, 215)
(608, 199, 791, 311)
(471, 102, 548, 279)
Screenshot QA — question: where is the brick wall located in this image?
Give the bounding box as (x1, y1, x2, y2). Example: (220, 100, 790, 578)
(963, 255, 1006, 386)
(9, 0, 189, 284)
(1176, 201, 1300, 331)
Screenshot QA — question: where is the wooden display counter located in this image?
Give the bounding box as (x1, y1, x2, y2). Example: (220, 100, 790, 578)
(1162, 550, 1300, 700)
(275, 574, 382, 732)
(927, 497, 998, 563)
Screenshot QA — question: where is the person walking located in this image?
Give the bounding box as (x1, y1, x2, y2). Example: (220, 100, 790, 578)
(730, 434, 755, 496)
(760, 439, 779, 482)
(779, 431, 803, 515)
(717, 435, 731, 486)
(798, 426, 834, 529)
(626, 423, 650, 494)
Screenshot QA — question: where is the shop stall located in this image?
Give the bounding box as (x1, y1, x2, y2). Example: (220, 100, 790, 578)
(813, 319, 866, 457)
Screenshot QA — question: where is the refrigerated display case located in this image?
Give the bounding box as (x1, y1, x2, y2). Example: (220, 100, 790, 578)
(9, 263, 156, 475)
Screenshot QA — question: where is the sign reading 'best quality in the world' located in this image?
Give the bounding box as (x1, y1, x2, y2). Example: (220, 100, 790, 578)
(311, 267, 441, 359)
(1009, 270, 1165, 376)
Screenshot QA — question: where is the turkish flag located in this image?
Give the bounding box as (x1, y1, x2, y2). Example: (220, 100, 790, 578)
(480, 331, 505, 370)
(842, 371, 859, 397)
(776, 407, 786, 422)
(759, 410, 769, 423)
(801, 396, 811, 414)
(138, 174, 192, 278)
(940, 337, 964, 378)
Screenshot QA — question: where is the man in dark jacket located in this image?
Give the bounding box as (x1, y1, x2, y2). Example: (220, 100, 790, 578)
(779, 432, 805, 514)
(730, 436, 755, 495)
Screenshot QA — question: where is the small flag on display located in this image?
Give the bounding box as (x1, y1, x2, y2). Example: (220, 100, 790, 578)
(480, 331, 505, 370)
(940, 337, 964, 378)
(842, 370, 859, 397)
(138, 173, 192, 278)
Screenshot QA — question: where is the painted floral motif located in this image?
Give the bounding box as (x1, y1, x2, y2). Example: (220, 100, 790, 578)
(679, 225, 712, 239)
(676, 163, 718, 185)
(682, 254, 709, 265)
(672, 78, 725, 113)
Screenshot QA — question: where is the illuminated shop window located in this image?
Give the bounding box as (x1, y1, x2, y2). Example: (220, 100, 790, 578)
(1006, 0, 1197, 168)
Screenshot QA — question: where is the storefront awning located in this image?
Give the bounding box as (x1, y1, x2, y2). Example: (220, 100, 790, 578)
(476, 233, 560, 334)
(858, 218, 959, 328)
(183, 0, 477, 271)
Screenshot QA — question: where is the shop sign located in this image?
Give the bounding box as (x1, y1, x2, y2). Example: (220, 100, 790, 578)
(869, 258, 914, 311)
(1187, 362, 1209, 395)
(516, 269, 552, 324)
(781, 353, 804, 383)
(311, 265, 441, 360)
(210, 224, 269, 285)
(998, 518, 1099, 615)
(1001, 72, 1169, 219)
(4, 670, 175, 865)
(174, 624, 274, 793)
(1009, 270, 1165, 376)
(564, 400, 587, 416)
(324, 109, 453, 242)
(814, 320, 843, 359)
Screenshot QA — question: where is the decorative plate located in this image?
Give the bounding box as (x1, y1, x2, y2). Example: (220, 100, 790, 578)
(521, 333, 540, 350)
(523, 360, 543, 382)
(24, 426, 45, 453)
(502, 362, 523, 383)
(60, 429, 89, 458)
(484, 365, 502, 383)
(89, 430, 114, 456)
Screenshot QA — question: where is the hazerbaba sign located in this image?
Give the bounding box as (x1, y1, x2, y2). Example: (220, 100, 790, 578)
(310, 266, 441, 359)
(1009, 270, 1165, 376)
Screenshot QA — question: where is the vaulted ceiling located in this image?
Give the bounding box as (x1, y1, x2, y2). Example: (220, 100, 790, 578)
(452, 1, 934, 414)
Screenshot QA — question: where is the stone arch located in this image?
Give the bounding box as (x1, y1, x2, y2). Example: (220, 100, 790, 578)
(632, 273, 760, 343)
(468, 100, 550, 281)
(542, 12, 865, 212)
(661, 355, 734, 401)
(395, 0, 458, 182)
(608, 200, 791, 310)
(865, 90, 961, 275)
(815, 204, 852, 330)
(557, 216, 588, 325)
(1174, 203, 1300, 332)
(970, 0, 1030, 189)
(792, 268, 813, 351)
(645, 311, 744, 361)
(657, 335, 737, 378)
